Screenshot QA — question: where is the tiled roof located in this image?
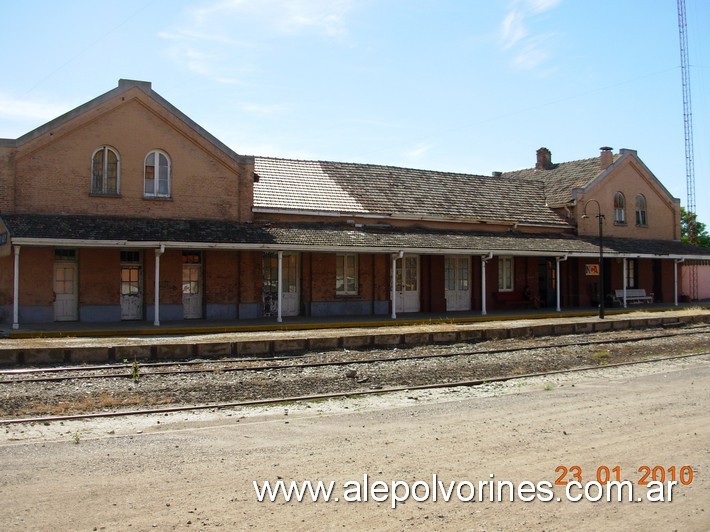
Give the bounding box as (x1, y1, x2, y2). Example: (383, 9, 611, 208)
(501, 155, 619, 207)
(4, 214, 710, 258)
(1, 214, 272, 245)
(254, 157, 568, 227)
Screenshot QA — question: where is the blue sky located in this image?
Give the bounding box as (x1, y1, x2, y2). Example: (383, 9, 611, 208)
(1, 0, 709, 225)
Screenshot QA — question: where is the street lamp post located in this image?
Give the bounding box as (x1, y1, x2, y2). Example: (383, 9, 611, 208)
(582, 200, 605, 319)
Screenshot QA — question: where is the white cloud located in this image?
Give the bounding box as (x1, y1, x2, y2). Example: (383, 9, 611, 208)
(500, 0, 561, 70)
(511, 34, 553, 70)
(0, 93, 70, 123)
(404, 143, 434, 162)
(187, 0, 356, 38)
(157, 29, 238, 45)
(164, 43, 220, 78)
(213, 77, 242, 85)
(526, 0, 561, 14)
(501, 9, 527, 49)
(161, 0, 357, 86)
(242, 102, 288, 115)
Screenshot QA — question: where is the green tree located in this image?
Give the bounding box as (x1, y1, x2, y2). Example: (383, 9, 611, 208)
(680, 207, 710, 248)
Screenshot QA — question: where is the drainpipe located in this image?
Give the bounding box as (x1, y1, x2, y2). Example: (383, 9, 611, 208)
(12, 245, 20, 330)
(154, 244, 165, 326)
(674, 258, 685, 306)
(555, 254, 568, 312)
(277, 251, 283, 323)
(481, 252, 493, 316)
(391, 251, 403, 319)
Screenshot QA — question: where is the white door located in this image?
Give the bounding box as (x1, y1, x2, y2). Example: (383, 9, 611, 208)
(445, 256, 471, 311)
(120, 265, 143, 320)
(263, 253, 300, 317)
(280, 253, 300, 316)
(53, 262, 78, 321)
(396, 255, 420, 313)
(182, 262, 203, 319)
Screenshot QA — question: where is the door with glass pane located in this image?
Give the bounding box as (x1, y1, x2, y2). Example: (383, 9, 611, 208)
(263, 252, 300, 317)
(395, 255, 420, 313)
(120, 251, 143, 320)
(182, 252, 203, 319)
(445, 256, 471, 311)
(53, 258, 78, 321)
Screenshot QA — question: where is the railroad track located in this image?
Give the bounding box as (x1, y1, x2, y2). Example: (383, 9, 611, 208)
(1, 350, 707, 426)
(1, 325, 709, 385)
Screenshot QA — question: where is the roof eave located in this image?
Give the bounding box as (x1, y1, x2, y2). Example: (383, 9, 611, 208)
(253, 207, 570, 229)
(12, 237, 710, 260)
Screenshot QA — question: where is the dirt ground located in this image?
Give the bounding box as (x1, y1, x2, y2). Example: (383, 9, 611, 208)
(0, 354, 708, 531)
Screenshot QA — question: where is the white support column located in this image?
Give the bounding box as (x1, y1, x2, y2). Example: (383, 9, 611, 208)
(12, 245, 20, 330)
(391, 254, 398, 319)
(481, 253, 492, 316)
(555, 255, 567, 312)
(154, 245, 164, 326)
(674, 259, 683, 306)
(622, 258, 628, 308)
(277, 251, 283, 323)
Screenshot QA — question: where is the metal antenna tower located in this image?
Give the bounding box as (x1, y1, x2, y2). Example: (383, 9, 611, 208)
(678, 0, 698, 299)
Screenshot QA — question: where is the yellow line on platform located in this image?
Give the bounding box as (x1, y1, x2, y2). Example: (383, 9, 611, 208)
(5, 307, 678, 340)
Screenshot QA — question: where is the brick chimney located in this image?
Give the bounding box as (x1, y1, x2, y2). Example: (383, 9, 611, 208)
(535, 147, 553, 170)
(600, 146, 613, 170)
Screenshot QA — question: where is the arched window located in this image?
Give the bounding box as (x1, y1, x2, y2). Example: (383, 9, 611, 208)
(613, 192, 626, 224)
(91, 146, 120, 195)
(144, 150, 171, 198)
(635, 195, 647, 226)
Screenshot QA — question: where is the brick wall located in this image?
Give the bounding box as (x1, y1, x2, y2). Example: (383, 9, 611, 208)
(0, 255, 12, 306)
(10, 88, 253, 222)
(576, 156, 680, 241)
(373, 254, 389, 302)
(79, 249, 120, 305)
(204, 250, 239, 304)
(144, 249, 182, 305)
(19, 247, 54, 306)
(310, 253, 334, 300)
(0, 146, 16, 213)
(358, 254, 375, 301)
(238, 251, 262, 304)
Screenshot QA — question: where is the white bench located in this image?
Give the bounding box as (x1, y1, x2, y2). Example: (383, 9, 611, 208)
(613, 289, 654, 305)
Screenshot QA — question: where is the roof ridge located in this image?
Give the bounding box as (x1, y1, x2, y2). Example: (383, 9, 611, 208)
(502, 155, 601, 174)
(3, 79, 251, 164)
(256, 155, 532, 182)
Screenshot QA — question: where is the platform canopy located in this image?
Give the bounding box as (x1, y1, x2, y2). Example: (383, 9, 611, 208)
(3, 213, 710, 260)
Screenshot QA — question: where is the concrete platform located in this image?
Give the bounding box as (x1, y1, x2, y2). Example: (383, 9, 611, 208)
(1, 305, 708, 367)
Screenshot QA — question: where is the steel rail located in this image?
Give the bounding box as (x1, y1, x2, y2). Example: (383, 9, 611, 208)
(0, 353, 307, 375)
(1, 327, 709, 385)
(1, 351, 707, 426)
(2, 324, 706, 378)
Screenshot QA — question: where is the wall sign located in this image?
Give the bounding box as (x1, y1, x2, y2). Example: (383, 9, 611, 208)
(585, 264, 600, 276)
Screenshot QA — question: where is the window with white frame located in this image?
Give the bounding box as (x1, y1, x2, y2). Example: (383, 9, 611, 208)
(336, 253, 358, 295)
(120, 251, 141, 296)
(498, 256, 514, 291)
(445, 257, 456, 291)
(635, 195, 647, 226)
(91, 146, 120, 195)
(614, 192, 626, 224)
(144, 150, 171, 198)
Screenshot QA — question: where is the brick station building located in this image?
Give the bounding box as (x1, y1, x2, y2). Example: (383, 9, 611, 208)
(1, 79, 709, 328)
